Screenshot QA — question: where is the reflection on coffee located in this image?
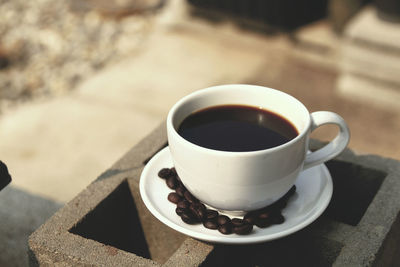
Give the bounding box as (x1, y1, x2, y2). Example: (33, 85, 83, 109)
(178, 104, 298, 152)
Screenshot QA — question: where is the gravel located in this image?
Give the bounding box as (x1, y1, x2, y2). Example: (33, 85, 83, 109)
(0, 0, 161, 113)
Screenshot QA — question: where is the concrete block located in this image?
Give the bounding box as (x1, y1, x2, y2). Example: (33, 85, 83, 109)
(339, 6, 400, 84)
(344, 6, 400, 50)
(341, 41, 400, 85)
(337, 74, 400, 110)
(338, 6, 400, 110)
(29, 124, 400, 266)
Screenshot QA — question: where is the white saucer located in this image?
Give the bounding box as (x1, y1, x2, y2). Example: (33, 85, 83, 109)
(139, 147, 333, 244)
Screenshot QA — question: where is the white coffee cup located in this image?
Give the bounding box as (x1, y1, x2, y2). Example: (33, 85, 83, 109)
(167, 84, 350, 214)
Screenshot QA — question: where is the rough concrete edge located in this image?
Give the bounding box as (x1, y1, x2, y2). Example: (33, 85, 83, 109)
(29, 121, 168, 238)
(28, 121, 214, 266)
(373, 211, 400, 267)
(162, 238, 214, 267)
(28, 122, 159, 265)
(331, 147, 400, 266)
(29, 131, 400, 266)
(311, 139, 400, 266)
(29, 230, 160, 267)
(111, 121, 170, 172)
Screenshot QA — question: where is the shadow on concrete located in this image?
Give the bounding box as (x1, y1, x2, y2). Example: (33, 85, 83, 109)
(325, 160, 386, 226)
(69, 180, 151, 259)
(96, 167, 136, 182)
(204, 231, 343, 266)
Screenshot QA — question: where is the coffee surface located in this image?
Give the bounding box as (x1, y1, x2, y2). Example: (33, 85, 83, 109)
(177, 105, 298, 152)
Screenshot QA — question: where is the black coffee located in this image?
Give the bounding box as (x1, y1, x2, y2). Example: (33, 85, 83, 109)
(177, 105, 298, 152)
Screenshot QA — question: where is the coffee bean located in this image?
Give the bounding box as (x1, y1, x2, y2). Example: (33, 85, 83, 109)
(258, 211, 270, 220)
(158, 167, 295, 234)
(181, 211, 199, 224)
(190, 203, 206, 220)
(203, 219, 218, 229)
(255, 219, 270, 228)
(271, 213, 285, 224)
(254, 215, 271, 228)
(170, 167, 177, 175)
(166, 176, 179, 189)
(175, 186, 186, 197)
(231, 218, 245, 226)
(205, 209, 219, 221)
(218, 224, 232, 235)
(175, 207, 186, 216)
(194, 202, 206, 211)
(184, 191, 198, 203)
(167, 192, 181, 204)
(217, 215, 231, 226)
(177, 200, 190, 209)
(158, 168, 173, 179)
(272, 200, 288, 210)
(233, 223, 253, 235)
(243, 211, 258, 225)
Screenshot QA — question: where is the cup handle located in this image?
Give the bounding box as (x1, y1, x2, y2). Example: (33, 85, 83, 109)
(303, 111, 350, 170)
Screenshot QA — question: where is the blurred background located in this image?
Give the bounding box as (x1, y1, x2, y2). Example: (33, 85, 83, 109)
(1, 0, 400, 265)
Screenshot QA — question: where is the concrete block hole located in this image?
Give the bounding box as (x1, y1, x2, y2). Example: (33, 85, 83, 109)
(203, 234, 343, 266)
(68, 178, 187, 264)
(67, 158, 387, 265)
(325, 160, 387, 226)
(69, 180, 153, 259)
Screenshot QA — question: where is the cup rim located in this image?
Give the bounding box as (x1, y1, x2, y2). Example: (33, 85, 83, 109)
(167, 84, 311, 156)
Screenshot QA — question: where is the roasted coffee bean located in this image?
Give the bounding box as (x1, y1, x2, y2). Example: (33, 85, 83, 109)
(218, 223, 232, 235)
(205, 209, 219, 221)
(272, 199, 288, 210)
(258, 211, 270, 220)
(177, 200, 190, 209)
(167, 192, 181, 204)
(231, 218, 245, 226)
(166, 176, 179, 189)
(233, 223, 253, 235)
(181, 212, 199, 224)
(203, 219, 218, 230)
(190, 203, 206, 220)
(255, 219, 270, 228)
(254, 216, 271, 228)
(243, 211, 258, 225)
(175, 186, 186, 197)
(175, 207, 186, 216)
(184, 191, 198, 203)
(170, 167, 177, 175)
(159, 166, 295, 234)
(193, 202, 206, 211)
(271, 213, 285, 224)
(158, 168, 173, 179)
(217, 215, 231, 226)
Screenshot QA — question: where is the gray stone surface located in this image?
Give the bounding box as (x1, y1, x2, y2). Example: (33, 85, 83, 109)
(0, 186, 62, 267)
(28, 126, 400, 266)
